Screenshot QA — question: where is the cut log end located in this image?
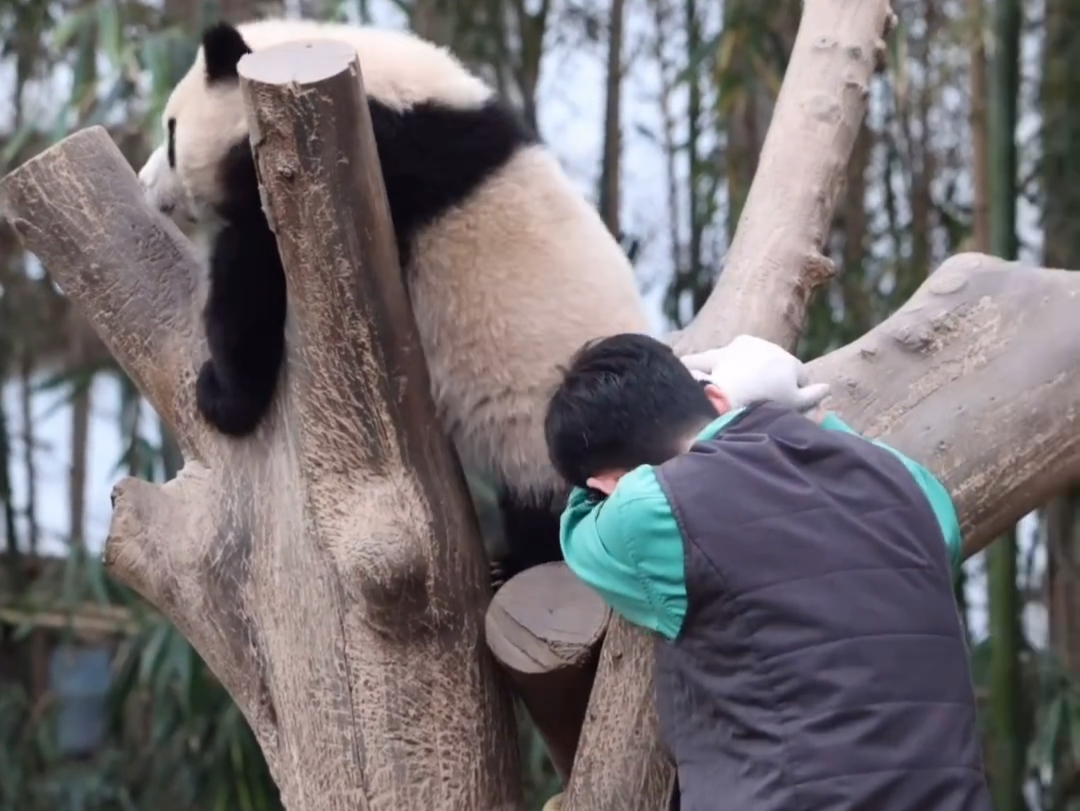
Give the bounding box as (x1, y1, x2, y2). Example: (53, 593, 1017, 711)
(486, 562, 610, 779)
(486, 562, 610, 673)
(239, 38, 357, 87)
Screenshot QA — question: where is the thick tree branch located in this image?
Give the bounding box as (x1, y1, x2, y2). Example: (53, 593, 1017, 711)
(240, 42, 427, 478)
(0, 127, 204, 454)
(670, 0, 897, 354)
(809, 253, 1080, 552)
(105, 464, 282, 767)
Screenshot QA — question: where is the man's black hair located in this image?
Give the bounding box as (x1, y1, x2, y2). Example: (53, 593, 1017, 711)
(544, 332, 719, 489)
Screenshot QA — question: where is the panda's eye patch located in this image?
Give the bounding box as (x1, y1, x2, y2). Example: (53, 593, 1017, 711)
(167, 118, 176, 169)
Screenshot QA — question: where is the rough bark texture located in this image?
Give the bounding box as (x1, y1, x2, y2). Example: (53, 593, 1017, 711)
(669, 0, 897, 355)
(0, 133, 203, 450)
(1, 41, 523, 811)
(810, 254, 1080, 550)
(484, 562, 610, 780)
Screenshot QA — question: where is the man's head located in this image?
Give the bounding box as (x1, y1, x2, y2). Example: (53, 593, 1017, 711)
(545, 333, 729, 496)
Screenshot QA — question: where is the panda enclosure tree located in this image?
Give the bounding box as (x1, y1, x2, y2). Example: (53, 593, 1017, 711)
(0, 1, 1078, 810)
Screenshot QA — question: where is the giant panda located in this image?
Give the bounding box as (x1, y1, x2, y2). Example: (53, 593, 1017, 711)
(137, 18, 650, 582)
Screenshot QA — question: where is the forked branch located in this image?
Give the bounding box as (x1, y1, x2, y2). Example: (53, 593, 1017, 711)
(670, 0, 898, 354)
(0, 128, 205, 455)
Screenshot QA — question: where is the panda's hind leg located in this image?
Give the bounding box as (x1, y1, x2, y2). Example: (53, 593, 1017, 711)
(492, 488, 566, 589)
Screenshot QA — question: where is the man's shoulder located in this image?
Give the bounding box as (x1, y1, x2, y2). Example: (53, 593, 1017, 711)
(593, 465, 678, 539)
(612, 464, 671, 505)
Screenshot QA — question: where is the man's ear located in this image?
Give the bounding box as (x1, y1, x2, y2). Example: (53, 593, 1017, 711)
(703, 383, 731, 415)
(586, 473, 620, 496)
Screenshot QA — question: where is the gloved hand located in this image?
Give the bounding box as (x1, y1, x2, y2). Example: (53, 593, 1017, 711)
(681, 334, 830, 413)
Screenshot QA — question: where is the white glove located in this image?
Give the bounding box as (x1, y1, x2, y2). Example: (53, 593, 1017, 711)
(681, 334, 830, 413)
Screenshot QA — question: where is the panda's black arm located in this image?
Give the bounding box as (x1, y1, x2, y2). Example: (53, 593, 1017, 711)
(196, 213, 287, 437)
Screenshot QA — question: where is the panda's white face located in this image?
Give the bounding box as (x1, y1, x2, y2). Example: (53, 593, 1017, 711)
(138, 144, 196, 227)
(137, 30, 249, 228)
(137, 18, 494, 230)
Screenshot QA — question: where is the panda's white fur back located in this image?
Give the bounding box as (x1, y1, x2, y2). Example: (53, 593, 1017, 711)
(235, 19, 493, 111)
(150, 18, 650, 505)
(411, 144, 649, 500)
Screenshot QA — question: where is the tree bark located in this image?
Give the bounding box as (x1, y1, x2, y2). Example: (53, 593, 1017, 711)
(968, 0, 989, 254)
(597, 0, 625, 238)
(669, 0, 897, 355)
(0, 41, 522, 811)
(1043, 0, 1080, 708)
(985, 0, 1024, 804)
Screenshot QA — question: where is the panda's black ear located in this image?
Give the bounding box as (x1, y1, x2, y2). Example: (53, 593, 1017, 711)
(202, 21, 252, 83)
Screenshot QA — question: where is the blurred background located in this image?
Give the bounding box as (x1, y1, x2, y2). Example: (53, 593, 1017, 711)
(0, 0, 1073, 808)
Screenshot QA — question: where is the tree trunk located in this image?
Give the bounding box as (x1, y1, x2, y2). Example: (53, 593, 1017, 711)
(68, 327, 91, 549)
(1042, 0, 1080, 785)
(597, 0, 625, 238)
(19, 346, 38, 557)
(1, 43, 521, 810)
(968, 0, 989, 254)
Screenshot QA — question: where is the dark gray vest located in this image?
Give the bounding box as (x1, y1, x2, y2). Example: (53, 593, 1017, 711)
(653, 402, 991, 811)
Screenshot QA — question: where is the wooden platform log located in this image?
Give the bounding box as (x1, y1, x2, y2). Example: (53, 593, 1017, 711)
(1, 40, 524, 811)
(485, 562, 610, 780)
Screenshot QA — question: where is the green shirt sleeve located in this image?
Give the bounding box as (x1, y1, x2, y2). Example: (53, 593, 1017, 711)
(818, 412, 962, 574)
(559, 466, 688, 640)
(558, 408, 962, 642)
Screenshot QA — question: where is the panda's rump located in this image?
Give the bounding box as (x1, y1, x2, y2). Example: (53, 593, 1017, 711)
(407, 145, 650, 500)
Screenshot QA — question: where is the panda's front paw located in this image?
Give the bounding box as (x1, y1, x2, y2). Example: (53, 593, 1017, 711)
(195, 361, 264, 438)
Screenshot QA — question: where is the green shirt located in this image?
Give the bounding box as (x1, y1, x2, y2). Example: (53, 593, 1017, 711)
(559, 410, 963, 641)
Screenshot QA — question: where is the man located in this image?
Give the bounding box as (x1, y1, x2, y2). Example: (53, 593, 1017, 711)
(543, 333, 990, 811)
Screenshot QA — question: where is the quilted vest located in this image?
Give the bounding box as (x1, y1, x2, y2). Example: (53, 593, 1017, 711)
(653, 402, 991, 811)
